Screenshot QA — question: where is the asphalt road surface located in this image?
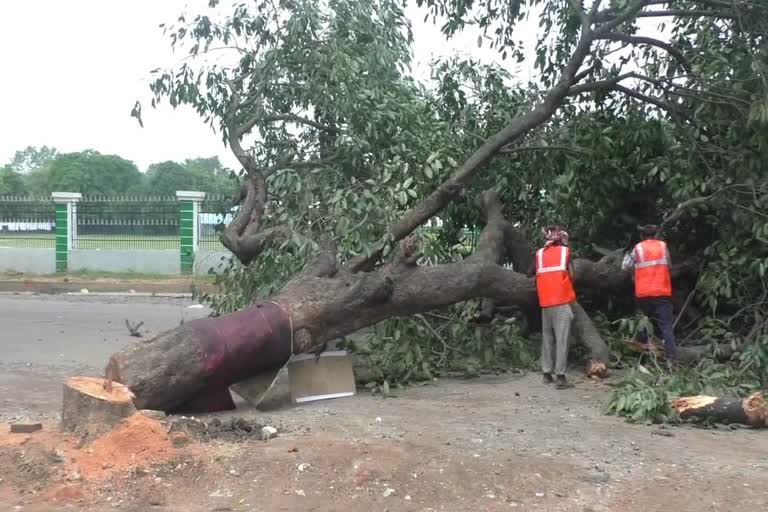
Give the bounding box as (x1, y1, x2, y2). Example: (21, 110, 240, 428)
(0, 293, 211, 369)
(0, 293, 212, 421)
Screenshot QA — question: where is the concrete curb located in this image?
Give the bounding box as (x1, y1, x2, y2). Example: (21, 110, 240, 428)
(65, 292, 193, 298)
(0, 279, 215, 296)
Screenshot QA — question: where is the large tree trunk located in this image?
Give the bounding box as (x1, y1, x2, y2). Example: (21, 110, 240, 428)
(103, 192, 623, 412)
(105, 303, 292, 411)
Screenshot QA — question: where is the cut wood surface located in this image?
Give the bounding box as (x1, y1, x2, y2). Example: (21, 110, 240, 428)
(61, 376, 138, 436)
(672, 392, 767, 428)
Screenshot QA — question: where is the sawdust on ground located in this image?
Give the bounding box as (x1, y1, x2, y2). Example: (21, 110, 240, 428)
(0, 412, 199, 510)
(75, 413, 187, 479)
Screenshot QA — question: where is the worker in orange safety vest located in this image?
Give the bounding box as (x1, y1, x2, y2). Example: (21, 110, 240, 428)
(527, 225, 576, 389)
(622, 224, 677, 365)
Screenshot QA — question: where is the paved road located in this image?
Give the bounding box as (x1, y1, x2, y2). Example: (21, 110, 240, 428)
(0, 293, 212, 420)
(0, 294, 211, 369)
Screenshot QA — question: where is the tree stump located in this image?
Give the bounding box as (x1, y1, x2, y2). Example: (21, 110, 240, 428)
(671, 392, 768, 427)
(61, 376, 138, 436)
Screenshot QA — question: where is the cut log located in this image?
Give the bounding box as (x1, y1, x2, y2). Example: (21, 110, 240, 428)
(105, 302, 292, 412)
(671, 392, 768, 427)
(61, 376, 137, 436)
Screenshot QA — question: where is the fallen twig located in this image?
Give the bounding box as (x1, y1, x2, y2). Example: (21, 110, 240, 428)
(125, 319, 144, 338)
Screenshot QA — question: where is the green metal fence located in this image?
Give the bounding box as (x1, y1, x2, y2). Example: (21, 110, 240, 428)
(74, 195, 180, 250)
(1, 192, 481, 273)
(1, 192, 226, 274)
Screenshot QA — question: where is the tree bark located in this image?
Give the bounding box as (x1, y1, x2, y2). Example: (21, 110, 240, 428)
(671, 392, 767, 427)
(104, 302, 292, 411)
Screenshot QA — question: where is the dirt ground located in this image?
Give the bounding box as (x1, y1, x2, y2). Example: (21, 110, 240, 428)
(1, 294, 767, 511)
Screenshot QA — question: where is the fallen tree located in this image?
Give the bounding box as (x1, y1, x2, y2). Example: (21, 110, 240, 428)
(106, 191, 621, 411)
(98, 0, 765, 412)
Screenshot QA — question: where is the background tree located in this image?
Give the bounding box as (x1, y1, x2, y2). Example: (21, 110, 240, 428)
(143, 157, 238, 196)
(184, 157, 238, 196)
(143, 160, 194, 196)
(109, 0, 768, 413)
(8, 145, 58, 175)
(0, 166, 25, 195)
(44, 150, 143, 196)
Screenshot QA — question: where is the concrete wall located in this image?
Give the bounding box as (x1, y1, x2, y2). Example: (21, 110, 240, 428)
(194, 250, 233, 275)
(0, 247, 231, 275)
(0, 248, 56, 274)
(69, 249, 180, 274)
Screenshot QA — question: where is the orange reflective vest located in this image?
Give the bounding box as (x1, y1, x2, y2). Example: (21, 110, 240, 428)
(633, 239, 672, 298)
(535, 245, 576, 308)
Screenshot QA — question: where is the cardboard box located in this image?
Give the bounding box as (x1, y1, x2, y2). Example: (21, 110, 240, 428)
(288, 350, 356, 404)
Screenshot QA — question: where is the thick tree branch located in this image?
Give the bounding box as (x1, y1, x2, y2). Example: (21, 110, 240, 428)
(499, 144, 588, 155)
(657, 184, 747, 235)
(343, 20, 599, 273)
(280, 195, 626, 349)
(222, 81, 339, 263)
(262, 154, 340, 177)
(277, 191, 613, 379)
(218, 170, 284, 263)
(613, 84, 693, 122)
(225, 80, 260, 174)
(596, 2, 737, 25)
(644, 0, 748, 8)
(596, 0, 654, 34)
(567, 73, 693, 122)
(567, 72, 637, 95)
(634, 9, 736, 19)
(599, 32, 693, 73)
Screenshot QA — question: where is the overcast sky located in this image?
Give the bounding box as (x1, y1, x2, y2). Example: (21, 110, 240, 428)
(0, 0, 535, 172)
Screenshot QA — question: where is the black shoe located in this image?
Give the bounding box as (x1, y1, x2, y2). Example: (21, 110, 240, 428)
(542, 373, 554, 384)
(555, 375, 573, 389)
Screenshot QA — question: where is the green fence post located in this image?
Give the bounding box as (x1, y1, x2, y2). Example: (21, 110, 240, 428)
(176, 191, 206, 274)
(51, 192, 81, 273)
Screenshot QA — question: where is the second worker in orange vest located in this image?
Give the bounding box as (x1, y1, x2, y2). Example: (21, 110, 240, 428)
(528, 225, 576, 389)
(622, 225, 677, 365)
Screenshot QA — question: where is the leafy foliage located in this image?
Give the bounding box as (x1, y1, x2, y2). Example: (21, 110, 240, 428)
(349, 304, 537, 391)
(604, 372, 677, 423)
(8, 145, 58, 175)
